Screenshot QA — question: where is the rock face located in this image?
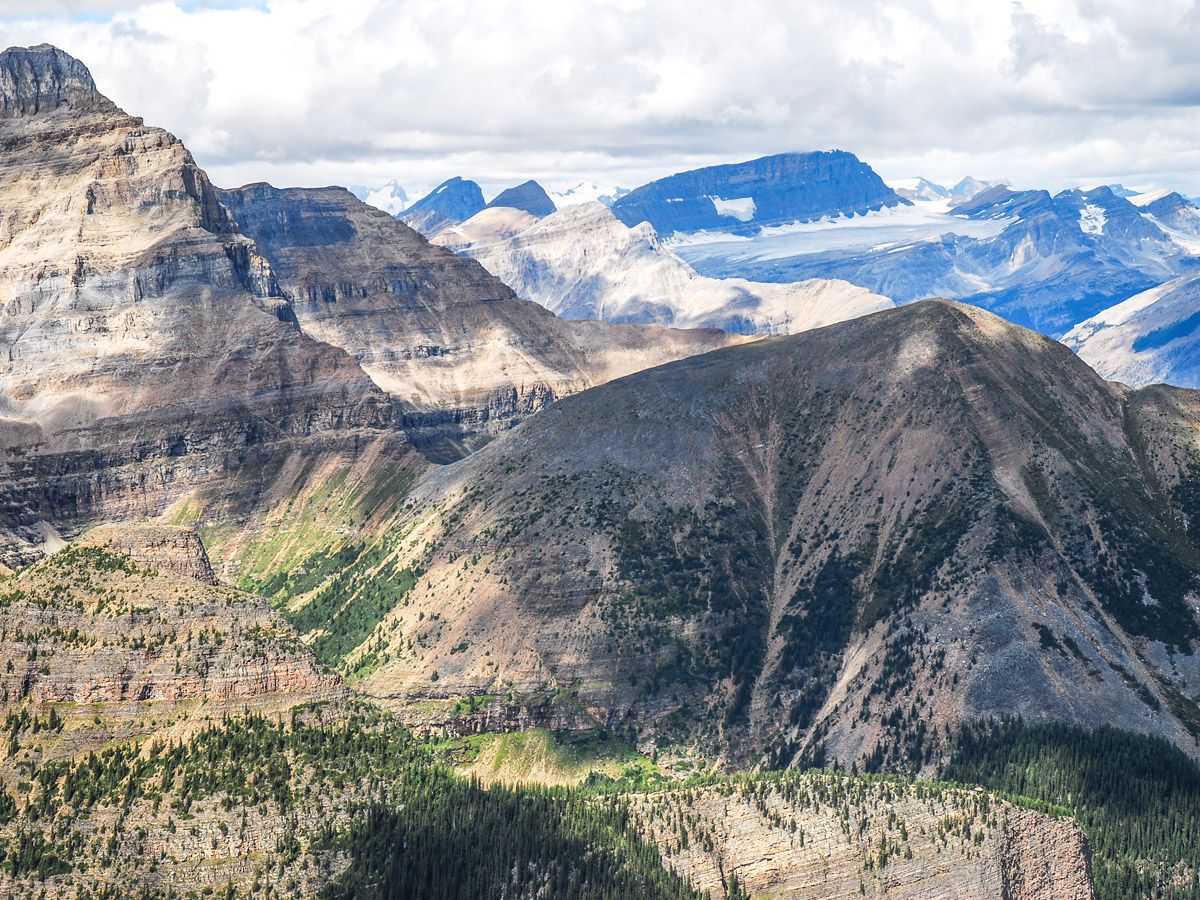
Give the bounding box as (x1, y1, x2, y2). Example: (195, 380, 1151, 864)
(399, 175, 486, 236)
(0, 42, 112, 117)
(611, 151, 908, 236)
(485, 179, 556, 217)
(1063, 273, 1200, 387)
(81, 522, 218, 583)
(631, 774, 1094, 899)
(296, 300, 1200, 767)
(0, 45, 398, 565)
(219, 183, 743, 458)
(439, 200, 892, 333)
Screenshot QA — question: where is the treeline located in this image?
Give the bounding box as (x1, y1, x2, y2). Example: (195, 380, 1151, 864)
(8, 708, 699, 900)
(943, 718, 1200, 900)
(325, 783, 700, 900)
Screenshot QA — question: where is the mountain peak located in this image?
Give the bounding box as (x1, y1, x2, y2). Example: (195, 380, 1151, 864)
(0, 43, 113, 118)
(485, 179, 556, 217)
(399, 176, 486, 236)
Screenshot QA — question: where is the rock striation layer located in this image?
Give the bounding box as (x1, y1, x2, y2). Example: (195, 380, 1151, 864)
(631, 774, 1095, 899)
(0, 44, 398, 565)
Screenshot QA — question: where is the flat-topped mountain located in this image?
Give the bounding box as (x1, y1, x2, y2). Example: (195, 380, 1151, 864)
(611, 150, 909, 236)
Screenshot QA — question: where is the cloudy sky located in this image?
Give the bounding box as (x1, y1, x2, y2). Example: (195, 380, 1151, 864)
(2, 0, 1199, 201)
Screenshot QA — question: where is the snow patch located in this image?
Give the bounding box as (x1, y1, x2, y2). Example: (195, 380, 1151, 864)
(709, 196, 757, 222)
(1079, 204, 1107, 235)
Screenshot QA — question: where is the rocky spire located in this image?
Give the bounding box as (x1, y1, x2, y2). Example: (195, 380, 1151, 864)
(0, 43, 113, 118)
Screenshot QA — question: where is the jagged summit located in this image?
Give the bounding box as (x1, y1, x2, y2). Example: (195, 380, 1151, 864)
(0, 43, 113, 118)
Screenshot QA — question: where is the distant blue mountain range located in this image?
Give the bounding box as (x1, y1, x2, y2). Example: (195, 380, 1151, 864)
(677, 182, 1200, 336)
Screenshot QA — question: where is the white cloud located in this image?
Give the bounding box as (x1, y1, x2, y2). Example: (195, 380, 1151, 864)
(1, 0, 1199, 197)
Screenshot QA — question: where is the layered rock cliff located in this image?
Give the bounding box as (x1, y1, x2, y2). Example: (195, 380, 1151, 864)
(632, 774, 1094, 899)
(0, 44, 399, 566)
(0, 527, 345, 766)
(218, 182, 743, 458)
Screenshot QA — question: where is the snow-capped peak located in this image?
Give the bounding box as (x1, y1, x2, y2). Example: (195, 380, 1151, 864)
(549, 182, 630, 209)
(355, 179, 410, 216)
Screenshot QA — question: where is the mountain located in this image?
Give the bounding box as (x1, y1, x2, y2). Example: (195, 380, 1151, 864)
(436, 201, 892, 333)
(550, 181, 630, 208)
(1132, 189, 1200, 243)
(948, 176, 1003, 202)
(218, 183, 741, 459)
(269, 300, 1200, 775)
(1063, 273, 1200, 387)
(485, 179, 556, 217)
(0, 46, 738, 567)
(611, 150, 909, 236)
(353, 178, 409, 215)
(890, 177, 950, 202)
(399, 175, 485, 236)
(0, 44, 399, 567)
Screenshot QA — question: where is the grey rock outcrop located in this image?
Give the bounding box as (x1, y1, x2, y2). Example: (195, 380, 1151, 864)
(0, 42, 113, 118)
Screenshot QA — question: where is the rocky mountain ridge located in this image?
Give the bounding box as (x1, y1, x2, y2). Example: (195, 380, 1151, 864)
(436, 200, 892, 333)
(251, 300, 1200, 774)
(218, 182, 742, 459)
